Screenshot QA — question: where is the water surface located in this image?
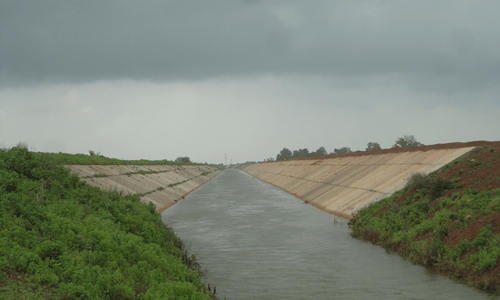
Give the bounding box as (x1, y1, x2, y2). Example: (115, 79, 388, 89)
(162, 169, 495, 299)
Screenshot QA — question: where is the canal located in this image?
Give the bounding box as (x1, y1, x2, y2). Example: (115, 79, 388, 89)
(162, 169, 494, 299)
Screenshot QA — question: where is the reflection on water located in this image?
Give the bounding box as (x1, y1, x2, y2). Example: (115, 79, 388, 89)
(162, 169, 495, 300)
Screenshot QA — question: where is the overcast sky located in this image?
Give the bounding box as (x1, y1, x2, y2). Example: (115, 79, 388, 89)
(1, 1, 499, 164)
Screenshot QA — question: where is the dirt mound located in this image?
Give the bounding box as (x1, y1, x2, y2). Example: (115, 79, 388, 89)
(296, 141, 500, 161)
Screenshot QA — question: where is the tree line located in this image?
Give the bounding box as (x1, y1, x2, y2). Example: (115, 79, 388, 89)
(273, 135, 424, 161)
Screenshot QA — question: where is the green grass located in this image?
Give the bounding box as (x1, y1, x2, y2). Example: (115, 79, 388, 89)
(32, 152, 196, 166)
(0, 148, 216, 299)
(349, 147, 500, 294)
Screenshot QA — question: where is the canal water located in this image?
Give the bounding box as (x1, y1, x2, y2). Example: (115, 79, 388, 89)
(161, 169, 495, 299)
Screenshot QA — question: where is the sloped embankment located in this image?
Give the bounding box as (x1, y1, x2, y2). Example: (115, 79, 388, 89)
(0, 148, 216, 299)
(349, 142, 500, 294)
(65, 165, 221, 212)
(240, 142, 492, 219)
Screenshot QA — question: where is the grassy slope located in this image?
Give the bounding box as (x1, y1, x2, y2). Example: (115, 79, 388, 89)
(31, 152, 197, 166)
(0, 148, 216, 299)
(349, 144, 500, 294)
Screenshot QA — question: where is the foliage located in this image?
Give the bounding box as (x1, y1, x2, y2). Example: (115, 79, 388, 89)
(88, 150, 102, 157)
(392, 135, 424, 148)
(276, 147, 329, 160)
(404, 173, 455, 200)
(310, 146, 328, 157)
(31, 152, 194, 166)
(350, 145, 500, 294)
(0, 148, 215, 299)
(276, 148, 293, 161)
(292, 149, 309, 159)
(333, 147, 352, 154)
(366, 142, 381, 151)
(175, 157, 191, 163)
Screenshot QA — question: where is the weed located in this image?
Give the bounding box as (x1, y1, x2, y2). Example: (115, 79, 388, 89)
(350, 145, 500, 296)
(0, 148, 216, 299)
(405, 172, 430, 191)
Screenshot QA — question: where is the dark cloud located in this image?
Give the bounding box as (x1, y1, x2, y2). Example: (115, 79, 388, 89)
(1, 0, 500, 93)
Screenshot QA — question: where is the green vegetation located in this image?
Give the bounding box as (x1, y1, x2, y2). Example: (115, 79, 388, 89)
(123, 170, 171, 177)
(366, 142, 381, 151)
(350, 145, 500, 294)
(276, 146, 328, 161)
(83, 174, 109, 179)
(31, 152, 195, 166)
(174, 157, 191, 163)
(0, 148, 216, 299)
(332, 147, 352, 154)
(272, 135, 425, 161)
(392, 135, 424, 148)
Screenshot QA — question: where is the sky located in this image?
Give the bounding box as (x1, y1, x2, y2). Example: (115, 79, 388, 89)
(1, 1, 499, 164)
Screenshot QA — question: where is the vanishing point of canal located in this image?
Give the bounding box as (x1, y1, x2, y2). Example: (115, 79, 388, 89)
(162, 169, 495, 299)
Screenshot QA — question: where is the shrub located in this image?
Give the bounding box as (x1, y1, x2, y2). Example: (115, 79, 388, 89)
(458, 239, 472, 254)
(0, 148, 214, 299)
(429, 177, 454, 200)
(405, 172, 431, 191)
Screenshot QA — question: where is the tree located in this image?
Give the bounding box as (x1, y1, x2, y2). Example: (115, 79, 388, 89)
(393, 135, 424, 148)
(175, 156, 191, 163)
(264, 157, 275, 162)
(276, 148, 292, 161)
(333, 147, 352, 154)
(366, 142, 381, 151)
(315, 146, 328, 156)
(293, 148, 310, 158)
(310, 146, 328, 157)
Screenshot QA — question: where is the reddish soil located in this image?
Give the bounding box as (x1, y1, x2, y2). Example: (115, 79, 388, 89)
(354, 141, 500, 293)
(419, 143, 500, 291)
(297, 141, 500, 160)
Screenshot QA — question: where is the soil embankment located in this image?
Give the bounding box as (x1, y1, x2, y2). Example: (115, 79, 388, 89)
(65, 164, 221, 212)
(349, 141, 500, 294)
(240, 142, 494, 219)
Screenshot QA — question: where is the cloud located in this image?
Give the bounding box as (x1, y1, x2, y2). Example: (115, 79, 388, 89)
(1, 1, 499, 163)
(1, 76, 498, 163)
(1, 1, 499, 95)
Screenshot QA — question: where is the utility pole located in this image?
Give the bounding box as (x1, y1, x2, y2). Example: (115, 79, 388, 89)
(225, 153, 227, 165)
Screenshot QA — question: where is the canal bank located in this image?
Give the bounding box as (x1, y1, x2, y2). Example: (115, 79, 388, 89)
(240, 142, 492, 219)
(349, 142, 500, 295)
(65, 164, 221, 212)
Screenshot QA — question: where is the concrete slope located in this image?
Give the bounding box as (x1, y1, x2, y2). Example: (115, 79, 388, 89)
(65, 164, 221, 212)
(241, 146, 477, 219)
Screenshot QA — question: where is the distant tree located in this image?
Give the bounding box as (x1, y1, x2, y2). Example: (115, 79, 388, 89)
(366, 142, 381, 151)
(276, 148, 292, 161)
(315, 146, 328, 156)
(89, 150, 102, 156)
(16, 141, 29, 149)
(299, 148, 310, 157)
(264, 157, 275, 162)
(293, 148, 310, 158)
(310, 146, 328, 157)
(393, 135, 424, 148)
(175, 156, 191, 163)
(333, 147, 352, 154)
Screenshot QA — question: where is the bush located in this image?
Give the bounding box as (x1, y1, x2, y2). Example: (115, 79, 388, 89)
(458, 239, 472, 254)
(429, 177, 454, 200)
(405, 172, 431, 191)
(0, 148, 214, 299)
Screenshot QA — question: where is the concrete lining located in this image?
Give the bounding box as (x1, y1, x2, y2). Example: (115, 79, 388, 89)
(65, 165, 221, 212)
(240, 147, 477, 219)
